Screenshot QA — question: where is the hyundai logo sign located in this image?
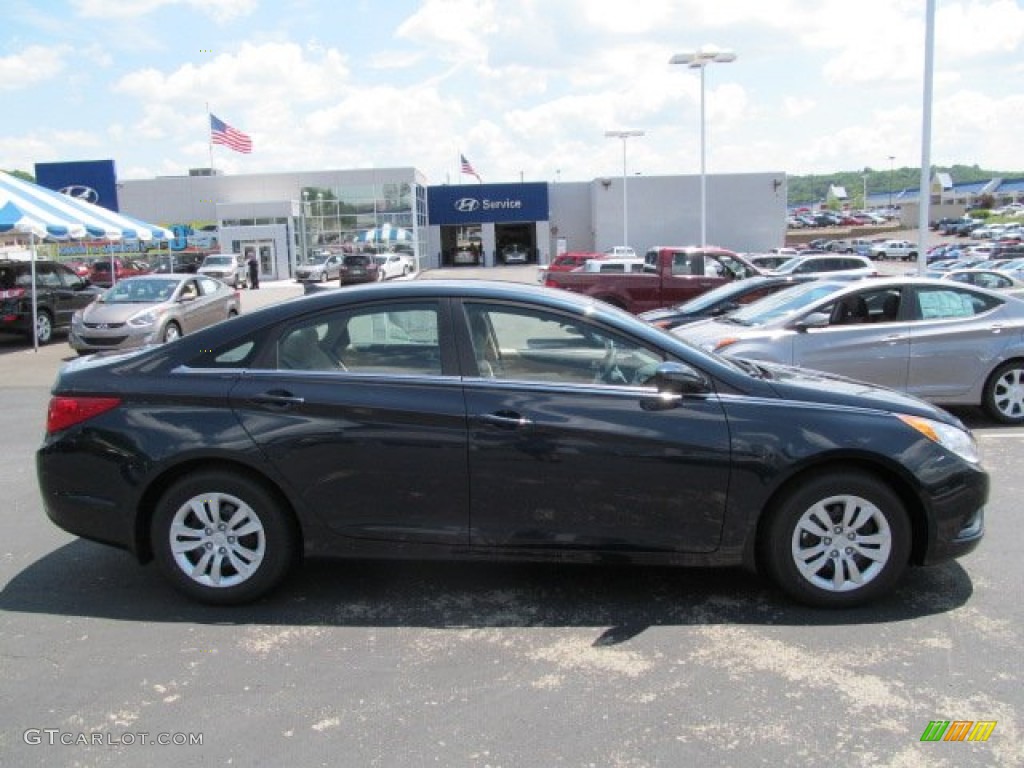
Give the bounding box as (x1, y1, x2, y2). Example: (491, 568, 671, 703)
(430, 182, 546, 225)
(455, 196, 523, 212)
(59, 185, 100, 204)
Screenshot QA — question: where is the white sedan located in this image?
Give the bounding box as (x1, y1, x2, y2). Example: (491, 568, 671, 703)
(373, 252, 416, 280)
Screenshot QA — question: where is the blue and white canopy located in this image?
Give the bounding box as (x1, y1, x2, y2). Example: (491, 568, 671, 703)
(356, 223, 413, 243)
(0, 170, 121, 239)
(0, 200, 62, 239)
(0, 170, 172, 242)
(117, 212, 175, 241)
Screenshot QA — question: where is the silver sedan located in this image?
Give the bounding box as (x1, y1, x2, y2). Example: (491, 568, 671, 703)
(69, 274, 240, 354)
(674, 276, 1024, 423)
(295, 252, 344, 282)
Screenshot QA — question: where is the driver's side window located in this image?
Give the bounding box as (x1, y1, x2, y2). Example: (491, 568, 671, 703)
(464, 303, 663, 386)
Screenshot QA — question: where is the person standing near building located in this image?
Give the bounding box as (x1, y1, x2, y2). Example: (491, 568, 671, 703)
(246, 249, 259, 289)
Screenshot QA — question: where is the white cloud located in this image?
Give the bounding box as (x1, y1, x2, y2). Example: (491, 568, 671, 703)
(0, 45, 68, 90)
(395, 0, 499, 64)
(71, 0, 257, 23)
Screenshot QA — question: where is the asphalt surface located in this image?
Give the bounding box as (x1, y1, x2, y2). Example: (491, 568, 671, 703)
(1, 263, 1021, 767)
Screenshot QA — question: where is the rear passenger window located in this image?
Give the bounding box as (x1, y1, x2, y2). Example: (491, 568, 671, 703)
(278, 303, 442, 375)
(916, 287, 999, 319)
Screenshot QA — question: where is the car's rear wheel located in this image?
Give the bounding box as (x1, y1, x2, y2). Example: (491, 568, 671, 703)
(983, 360, 1024, 424)
(162, 322, 182, 343)
(34, 310, 54, 345)
(760, 470, 910, 608)
(151, 471, 297, 604)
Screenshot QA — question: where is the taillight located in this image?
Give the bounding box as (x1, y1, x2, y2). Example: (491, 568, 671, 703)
(46, 396, 122, 433)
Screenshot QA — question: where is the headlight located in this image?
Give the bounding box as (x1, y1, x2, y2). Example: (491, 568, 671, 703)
(129, 309, 160, 328)
(897, 414, 981, 464)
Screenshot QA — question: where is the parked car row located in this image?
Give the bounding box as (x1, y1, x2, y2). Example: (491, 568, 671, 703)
(0, 258, 243, 348)
(787, 210, 890, 229)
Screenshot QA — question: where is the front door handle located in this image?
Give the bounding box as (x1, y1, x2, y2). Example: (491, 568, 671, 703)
(474, 411, 532, 429)
(251, 390, 306, 408)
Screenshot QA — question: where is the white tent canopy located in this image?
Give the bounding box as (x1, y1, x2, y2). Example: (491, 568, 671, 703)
(0, 170, 174, 351)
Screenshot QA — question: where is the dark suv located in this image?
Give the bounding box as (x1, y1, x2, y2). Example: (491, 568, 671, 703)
(0, 260, 101, 344)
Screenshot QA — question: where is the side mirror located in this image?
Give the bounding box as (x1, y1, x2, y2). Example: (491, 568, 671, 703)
(642, 362, 710, 410)
(710, 302, 739, 316)
(794, 311, 830, 331)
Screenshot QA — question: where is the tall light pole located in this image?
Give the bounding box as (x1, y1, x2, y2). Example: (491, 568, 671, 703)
(604, 130, 644, 248)
(670, 46, 737, 248)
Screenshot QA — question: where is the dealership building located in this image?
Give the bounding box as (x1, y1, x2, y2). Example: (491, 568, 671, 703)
(39, 161, 788, 281)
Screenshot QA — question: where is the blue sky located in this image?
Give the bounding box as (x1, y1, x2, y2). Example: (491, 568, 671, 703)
(2, 0, 1022, 186)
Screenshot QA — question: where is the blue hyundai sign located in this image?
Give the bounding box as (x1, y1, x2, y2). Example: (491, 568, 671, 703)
(428, 182, 548, 225)
(35, 159, 120, 212)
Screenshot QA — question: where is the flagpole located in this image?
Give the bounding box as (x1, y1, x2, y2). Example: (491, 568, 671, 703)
(207, 102, 214, 169)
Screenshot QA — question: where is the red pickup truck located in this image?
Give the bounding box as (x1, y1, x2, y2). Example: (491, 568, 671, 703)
(543, 246, 763, 313)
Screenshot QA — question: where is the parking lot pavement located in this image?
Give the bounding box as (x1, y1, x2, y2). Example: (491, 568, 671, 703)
(1, 375, 1021, 765)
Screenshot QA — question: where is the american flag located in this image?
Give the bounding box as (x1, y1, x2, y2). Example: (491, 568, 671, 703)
(460, 154, 481, 182)
(210, 114, 253, 154)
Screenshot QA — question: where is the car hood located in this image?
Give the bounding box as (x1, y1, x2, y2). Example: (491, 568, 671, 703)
(83, 302, 164, 323)
(741, 358, 962, 426)
(674, 317, 783, 352)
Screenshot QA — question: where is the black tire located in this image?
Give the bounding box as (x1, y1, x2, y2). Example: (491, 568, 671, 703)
(150, 470, 297, 604)
(35, 310, 54, 345)
(760, 469, 910, 608)
(162, 322, 182, 343)
(983, 360, 1024, 424)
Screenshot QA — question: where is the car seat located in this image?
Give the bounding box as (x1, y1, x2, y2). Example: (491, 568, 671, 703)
(280, 327, 338, 370)
(835, 295, 869, 325)
(468, 311, 501, 377)
(880, 294, 901, 321)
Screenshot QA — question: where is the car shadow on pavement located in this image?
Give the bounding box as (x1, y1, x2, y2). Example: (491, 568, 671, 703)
(0, 539, 973, 645)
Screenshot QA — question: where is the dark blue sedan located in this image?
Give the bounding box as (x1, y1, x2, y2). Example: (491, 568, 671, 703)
(37, 280, 986, 607)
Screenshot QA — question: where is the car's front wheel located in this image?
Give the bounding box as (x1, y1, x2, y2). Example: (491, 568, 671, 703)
(151, 471, 298, 604)
(162, 322, 182, 343)
(983, 360, 1024, 424)
(760, 470, 910, 608)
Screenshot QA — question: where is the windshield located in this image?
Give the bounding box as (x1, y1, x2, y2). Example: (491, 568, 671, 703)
(770, 257, 810, 275)
(345, 255, 370, 266)
(305, 253, 332, 265)
(674, 279, 765, 313)
(102, 278, 179, 304)
(725, 281, 848, 326)
(203, 256, 234, 267)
